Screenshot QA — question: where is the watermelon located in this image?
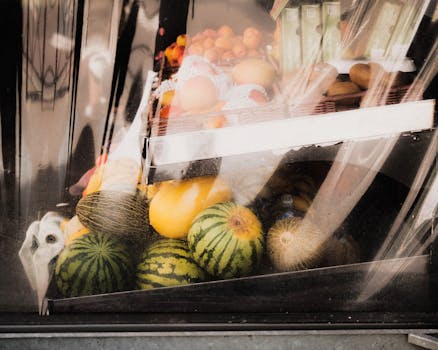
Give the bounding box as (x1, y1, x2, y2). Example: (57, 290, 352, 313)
(136, 239, 209, 290)
(55, 232, 134, 297)
(76, 190, 149, 237)
(187, 202, 264, 279)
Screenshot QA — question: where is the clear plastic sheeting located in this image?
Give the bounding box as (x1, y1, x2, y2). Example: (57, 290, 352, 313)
(152, 0, 436, 135)
(0, 0, 437, 322)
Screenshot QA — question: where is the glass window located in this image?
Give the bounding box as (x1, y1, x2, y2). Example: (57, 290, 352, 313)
(1, 0, 437, 328)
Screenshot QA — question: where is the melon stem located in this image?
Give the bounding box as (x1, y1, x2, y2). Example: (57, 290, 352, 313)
(230, 216, 244, 228)
(280, 231, 293, 246)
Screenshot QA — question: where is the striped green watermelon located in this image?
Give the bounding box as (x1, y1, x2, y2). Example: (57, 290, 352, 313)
(55, 232, 134, 297)
(187, 202, 264, 279)
(136, 239, 209, 290)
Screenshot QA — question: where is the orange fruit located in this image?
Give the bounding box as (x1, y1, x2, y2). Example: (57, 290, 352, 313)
(187, 42, 204, 56)
(160, 105, 183, 119)
(214, 36, 233, 51)
(202, 37, 215, 49)
(203, 115, 227, 129)
(171, 45, 185, 64)
(232, 35, 243, 45)
(217, 25, 234, 37)
(164, 44, 175, 62)
(204, 47, 220, 63)
(243, 27, 262, 49)
(191, 33, 205, 43)
(232, 43, 247, 58)
(203, 28, 217, 38)
(176, 34, 187, 47)
(247, 49, 261, 58)
(221, 50, 235, 60)
(160, 105, 171, 118)
(249, 89, 267, 104)
(161, 90, 175, 106)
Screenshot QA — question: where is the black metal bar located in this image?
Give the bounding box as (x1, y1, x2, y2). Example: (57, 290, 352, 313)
(0, 0, 22, 223)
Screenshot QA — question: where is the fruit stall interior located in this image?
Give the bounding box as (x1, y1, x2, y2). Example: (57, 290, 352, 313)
(48, 133, 437, 314)
(0, 0, 437, 324)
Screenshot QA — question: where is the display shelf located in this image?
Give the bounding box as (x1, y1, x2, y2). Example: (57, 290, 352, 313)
(46, 162, 437, 316)
(47, 255, 430, 314)
(148, 99, 435, 166)
(4, 0, 438, 332)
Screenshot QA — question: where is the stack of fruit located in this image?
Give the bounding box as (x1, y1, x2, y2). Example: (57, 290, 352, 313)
(56, 156, 150, 297)
(55, 172, 267, 297)
(55, 159, 361, 298)
(164, 34, 188, 68)
(279, 61, 411, 111)
(326, 62, 411, 109)
(163, 25, 266, 70)
(160, 23, 412, 125)
(155, 24, 280, 126)
(157, 54, 276, 126)
(185, 25, 264, 64)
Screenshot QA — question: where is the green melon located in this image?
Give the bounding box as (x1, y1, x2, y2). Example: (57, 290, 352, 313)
(55, 232, 134, 297)
(267, 216, 326, 272)
(76, 190, 149, 237)
(136, 239, 209, 290)
(187, 202, 264, 279)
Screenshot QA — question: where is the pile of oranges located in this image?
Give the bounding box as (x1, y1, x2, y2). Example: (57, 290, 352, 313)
(164, 34, 187, 67)
(187, 25, 263, 63)
(164, 25, 264, 67)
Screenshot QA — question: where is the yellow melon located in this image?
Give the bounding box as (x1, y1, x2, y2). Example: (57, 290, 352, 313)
(149, 176, 232, 239)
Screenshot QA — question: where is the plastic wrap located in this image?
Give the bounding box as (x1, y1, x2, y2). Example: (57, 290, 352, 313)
(1, 0, 437, 321)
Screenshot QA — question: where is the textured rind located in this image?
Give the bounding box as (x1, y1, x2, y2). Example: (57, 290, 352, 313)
(76, 190, 149, 236)
(55, 233, 134, 297)
(136, 239, 209, 290)
(187, 202, 264, 279)
(267, 217, 325, 272)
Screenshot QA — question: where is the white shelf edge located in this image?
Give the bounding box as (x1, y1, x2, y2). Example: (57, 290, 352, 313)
(326, 58, 416, 74)
(149, 100, 435, 166)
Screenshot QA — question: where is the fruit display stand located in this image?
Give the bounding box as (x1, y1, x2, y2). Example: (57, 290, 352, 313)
(45, 77, 437, 321)
(49, 255, 431, 314)
(6, 0, 438, 343)
(40, 0, 438, 326)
